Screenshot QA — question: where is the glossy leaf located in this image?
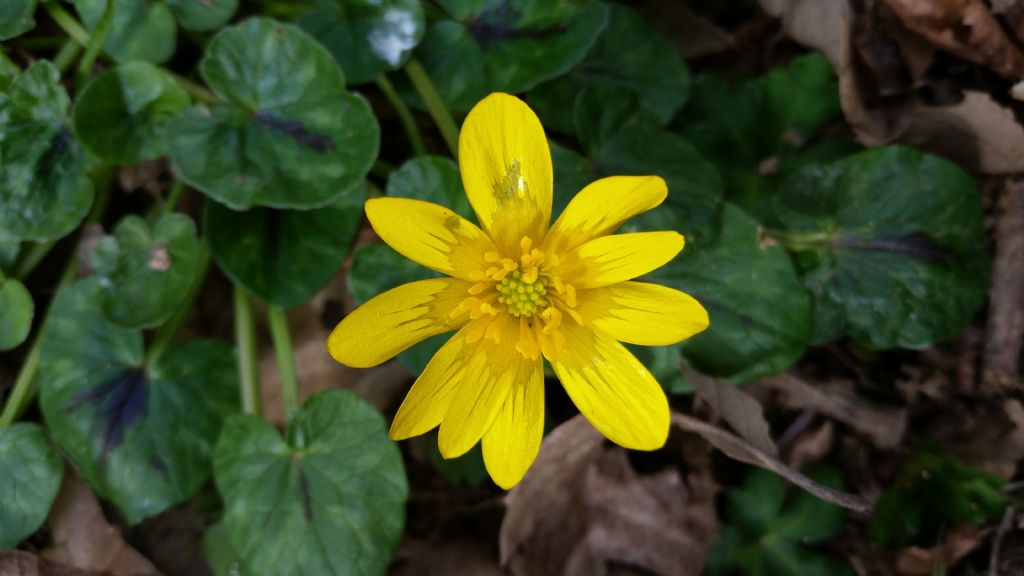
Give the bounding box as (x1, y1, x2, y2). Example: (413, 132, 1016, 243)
(75, 0, 177, 63)
(0, 0, 36, 40)
(39, 279, 238, 524)
(72, 62, 190, 165)
(301, 0, 425, 85)
(0, 61, 94, 243)
(0, 270, 33, 351)
(166, 18, 379, 210)
(205, 184, 365, 308)
(414, 0, 609, 111)
(529, 3, 689, 134)
(92, 213, 200, 329)
(772, 146, 988, 349)
(0, 423, 64, 550)
(385, 155, 472, 220)
(166, 0, 237, 31)
(214, 389, 407, 576)
(651, 204, 811, 384)
(0, 238, 18, 272)
(0, 52, 20, 90)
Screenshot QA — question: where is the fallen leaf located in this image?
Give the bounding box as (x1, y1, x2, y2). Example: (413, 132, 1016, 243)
(894, 523, 987, 576)
(500, 415, 718, 576)
(393, 538, 504, 576)
(689, 367, 778, 457)
(757, 0, 849, 65)
(42, 472, 160, 576)
(0, 552, 100, 576)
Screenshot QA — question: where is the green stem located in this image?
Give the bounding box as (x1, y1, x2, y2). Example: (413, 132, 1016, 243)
(13, 241, 55, 280)
(404, 59, 459, 158)
(75, 0, 112, 86)
(43, 1, 91, 46)
(267, 306, 299, 419)
(143, 242, 211, 368)
(234, 286, 261, 417)
(762, 228, 835, 252)
(375, 74, 427, 156)
(52, 40, 82, 74)
(170, 72, 218, 104)
(164, 180, 186, 213)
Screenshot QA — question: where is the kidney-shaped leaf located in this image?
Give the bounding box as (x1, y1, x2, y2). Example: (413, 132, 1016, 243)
(0, 271, 33, 351)
(385, 155, 472, 220)
(92, 213, 199, 329)
(301, 0, 425, 85)
(75, 0, 177, 63)
(414, 0, 609, 111)
(0, 0, 36, 40)
(0, 423, 64, 550)
(39, 279, 238, 524)
(165, 0, 237, 31)
(167, 18, 379, 210)
(772, 146, 988, 349)
(205, 184, 364, 308)
(0, 61, 93, 243)
(214, 389, 407, 576)
(73, 62, 190, 165)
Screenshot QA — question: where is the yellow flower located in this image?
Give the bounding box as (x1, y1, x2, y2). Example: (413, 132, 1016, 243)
(328, 93, 709, 489)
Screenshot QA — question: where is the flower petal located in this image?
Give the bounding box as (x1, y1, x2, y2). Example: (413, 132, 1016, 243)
(553, 231, 684, 289)
(390, 325, 472, 440)
(459, 93, 552, 253)
(545, 176, 667, 254)
(575, 281, 709, 346)
(438, 317, 538, 458)
(547, 322, 669, 450)
(365, 197, 496, 280)
(327, 278, 470, 368)
(481, 360, 544, 489)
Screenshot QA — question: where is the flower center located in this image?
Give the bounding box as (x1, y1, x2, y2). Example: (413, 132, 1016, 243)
(496, 270, 548, 317)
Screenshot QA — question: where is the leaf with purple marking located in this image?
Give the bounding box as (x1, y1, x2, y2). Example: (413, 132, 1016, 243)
(165, 18, 379, 210)
(39, 278, 238, 524)
(214, 389, 407, 576)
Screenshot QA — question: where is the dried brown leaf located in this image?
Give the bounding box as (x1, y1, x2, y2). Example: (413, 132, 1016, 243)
(689, 368, 778, 457)
(894, 523, 987, 576)
(0, 552, 101, 576)
(757, 0, 849, 65)
(983, 180, 1024, 391)
(393, 538, 504, 576)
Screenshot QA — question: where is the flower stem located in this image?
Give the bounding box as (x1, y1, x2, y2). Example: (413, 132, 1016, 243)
(169, 71, 219, 104)
(75, 0, 112, 86)
(267, 305, 299, 419)
(12, 241, 55, 280)
(52, 40, 82, 74)
(375, 74, 427, 157)
(42, 2, 91, 46)
(234, 285, 261, 416)
(404, 59, 459, 158)
(143, 241, 211, 368)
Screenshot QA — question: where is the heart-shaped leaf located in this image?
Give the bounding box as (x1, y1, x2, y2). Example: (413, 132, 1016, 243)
(92, 213, 200, 329)
(165, 0, 237, 31)
(0, 269, 33, 351)
(413, 0, 609, 111)
(0, 423, 64, 549)
(205, 184, 365, 308)
(385, 155, 473, 220)
(214, 389, 407, 576)
(0, 61, 94, 243)
(0, 0, 36, 40)
(72, 62, 190, 165)
(651, 204, 811, 384)
(300, 0, 425, 85)
(166, 18, 380, 210)
(75, 0, 177, 63)
(771, 146, 988, 349)
(39, 279, 238, 524)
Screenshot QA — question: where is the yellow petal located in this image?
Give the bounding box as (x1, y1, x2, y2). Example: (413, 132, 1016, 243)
(554, 231, 684, 289)
(365, 197, 497, 280)
(438, 317, 538, 458)
(547, 322, 669, 450)
(575, 281, 709, 346)
(458, 93, 552, 253)
(481, 361, 544, 489)
(390, 326, 471, 440)
(545, 176, 667, 254)
(327, 278, 469, 368)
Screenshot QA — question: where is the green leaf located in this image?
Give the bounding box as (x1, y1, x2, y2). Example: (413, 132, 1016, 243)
(771, 146, 988, 349)
(651, 204, 811, 384)
(203, 521, 241, 576)
(213, 389, 407, 576)
(430, 440, 486, 486)
(39, 279, 238, 524)
(529, 3, 689, 134)
(627, 343, 689, 395)
(75, 0, 177, 63)
(300, 0, 425, 85)
(0, 423, 64, 550)
(0, 271, 33, 351)
(348, 242, 445, 374)
(166, 18, 380, 210)
(206, 185, 365, 308)
(72, 62, 190, 165)
(560, 87, 723, 242)
(0, 52, 20, 91)
(385, 155, 473, 220)
(414, 0, 609, 111)
(0, 0, 36, 40)
(92, 213, 200, 330)
(0, 61, 94, 243)
(0, 237, 18, 272)
(165, 0, 237, 31)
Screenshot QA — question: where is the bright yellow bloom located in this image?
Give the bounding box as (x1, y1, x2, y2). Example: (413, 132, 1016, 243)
(328, 93, 709, 489)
